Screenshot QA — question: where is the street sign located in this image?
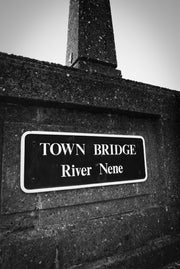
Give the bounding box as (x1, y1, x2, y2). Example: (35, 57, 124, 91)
(20, 131, 147, 193)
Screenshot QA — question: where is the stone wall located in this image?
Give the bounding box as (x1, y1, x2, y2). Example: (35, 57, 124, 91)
(0, 52, 180, 268)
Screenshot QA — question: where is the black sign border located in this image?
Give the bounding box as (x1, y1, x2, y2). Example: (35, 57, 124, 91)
(20, 131, 148, 193)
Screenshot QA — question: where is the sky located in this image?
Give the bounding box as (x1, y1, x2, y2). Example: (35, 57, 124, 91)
(0, 0, 180, 91)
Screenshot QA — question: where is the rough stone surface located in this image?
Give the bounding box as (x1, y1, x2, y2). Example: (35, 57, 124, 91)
(0, 52, 180, 268)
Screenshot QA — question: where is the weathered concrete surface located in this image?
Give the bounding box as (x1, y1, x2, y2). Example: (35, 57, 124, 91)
(69, 235, 180, 269)
(0, 52, 180, 268)
(161, 259, 180, 269)
(0, 53, 177, 117)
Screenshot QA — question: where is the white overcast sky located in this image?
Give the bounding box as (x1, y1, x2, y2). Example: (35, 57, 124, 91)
(0, 0, 180, 91)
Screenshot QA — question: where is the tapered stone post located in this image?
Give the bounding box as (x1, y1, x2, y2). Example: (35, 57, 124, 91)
(66, 0, 121, 77)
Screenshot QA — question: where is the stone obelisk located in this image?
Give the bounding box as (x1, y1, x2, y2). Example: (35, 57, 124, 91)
(66, 0, 121, 77)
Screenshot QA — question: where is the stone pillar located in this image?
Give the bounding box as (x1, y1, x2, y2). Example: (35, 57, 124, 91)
(66, 0, 121, 77)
